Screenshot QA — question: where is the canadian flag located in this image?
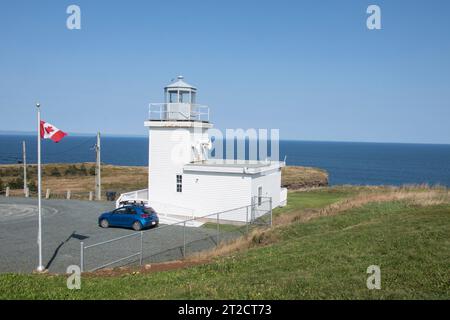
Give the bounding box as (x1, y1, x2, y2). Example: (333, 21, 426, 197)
(40, 121, 68, 143)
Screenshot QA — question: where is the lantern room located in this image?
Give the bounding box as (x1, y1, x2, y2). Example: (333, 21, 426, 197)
(149, 76, 209, 122)
(165, 75, 197, 104)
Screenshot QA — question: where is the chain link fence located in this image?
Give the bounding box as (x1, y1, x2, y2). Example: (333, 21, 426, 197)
(80, 197, 273, 272)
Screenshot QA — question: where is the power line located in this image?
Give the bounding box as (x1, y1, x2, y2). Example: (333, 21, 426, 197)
(40, 137, 97, 156)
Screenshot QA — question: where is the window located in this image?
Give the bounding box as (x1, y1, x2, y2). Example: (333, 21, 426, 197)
(176, 175, 182, 193)
(114, 208, 128, 214)
(169, 91, 178, 103)
(127, 208, 137, 215)
(258, 186, 263, 206)
(179, 91, 190, 103)
(143, 207, 156, 215)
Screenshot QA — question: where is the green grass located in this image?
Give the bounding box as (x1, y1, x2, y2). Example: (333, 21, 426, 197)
(275, 188, 353, 215)
(202, 222, 244, 233)
(1, 189, 449, 299)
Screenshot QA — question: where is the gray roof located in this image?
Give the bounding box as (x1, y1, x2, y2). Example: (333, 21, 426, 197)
(183, 160, 285, 175)
(165, 76, 196, 90)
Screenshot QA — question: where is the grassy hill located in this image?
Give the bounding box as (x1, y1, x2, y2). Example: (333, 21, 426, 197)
(281, 166, 328, 189)
(0, 163, 147, 198)
(0, 186, 448, 299)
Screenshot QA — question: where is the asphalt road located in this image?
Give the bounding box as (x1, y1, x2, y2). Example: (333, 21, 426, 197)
(0, 196, 226, 273)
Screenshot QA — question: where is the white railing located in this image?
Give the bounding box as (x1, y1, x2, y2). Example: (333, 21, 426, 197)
(115, 189, 148, 208)
(115, 189, 196, 218)
(149, 103, 210, 122)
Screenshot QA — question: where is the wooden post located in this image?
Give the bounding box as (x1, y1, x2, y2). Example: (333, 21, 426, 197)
(45, 189, 50, 199)
(25, 187, 29, 198)
(5, 186, 9, 197)
(67, 190, 71, 200)
(89, 191, 93, 201)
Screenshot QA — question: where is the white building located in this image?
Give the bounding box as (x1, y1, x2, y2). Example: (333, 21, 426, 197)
(117, 76, 287, 222)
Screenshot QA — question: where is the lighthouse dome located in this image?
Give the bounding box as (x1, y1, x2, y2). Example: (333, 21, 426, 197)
(165, 75, 197, 91)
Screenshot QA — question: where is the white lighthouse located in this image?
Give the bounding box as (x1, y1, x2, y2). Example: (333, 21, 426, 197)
(117, 76, 287, 222)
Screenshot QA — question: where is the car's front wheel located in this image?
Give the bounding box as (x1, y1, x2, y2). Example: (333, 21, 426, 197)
(132, 221, 142, 231)
(100, 219, 109, 228)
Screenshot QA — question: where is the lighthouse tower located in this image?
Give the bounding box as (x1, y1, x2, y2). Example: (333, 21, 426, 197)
(120, 76, 289, 221)
(145, 76, 212, 212)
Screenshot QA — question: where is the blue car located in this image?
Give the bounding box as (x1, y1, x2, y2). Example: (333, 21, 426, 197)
(98, 204, 159, 231)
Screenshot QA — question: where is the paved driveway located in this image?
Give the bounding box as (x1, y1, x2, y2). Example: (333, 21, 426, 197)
(0, 197, 222, 273)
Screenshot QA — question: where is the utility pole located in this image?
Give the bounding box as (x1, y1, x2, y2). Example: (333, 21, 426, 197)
(95, 132, 101, 200)
(22, 140, 27, 194)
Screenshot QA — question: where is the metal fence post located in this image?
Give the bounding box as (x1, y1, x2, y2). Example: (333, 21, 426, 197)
(246, 206, 249, 235)
(183, 221, 186, 259)
(270, 198, 273, 228)
(139, 231, 143, 266)
(80, 241, 84, 273)
(216, 213, 220, 246)
(251, 197, 255, 221)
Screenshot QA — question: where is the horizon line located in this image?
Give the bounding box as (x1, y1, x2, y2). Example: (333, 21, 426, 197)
(0, 131, 449, 146)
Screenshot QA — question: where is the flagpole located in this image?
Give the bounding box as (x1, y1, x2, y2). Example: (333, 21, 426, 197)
(36, 103, 44, 272)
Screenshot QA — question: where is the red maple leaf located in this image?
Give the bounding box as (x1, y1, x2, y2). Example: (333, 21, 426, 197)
(45, 125, 54, 134)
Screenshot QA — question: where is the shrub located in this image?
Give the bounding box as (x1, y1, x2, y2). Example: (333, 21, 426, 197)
(27, 180, 37, 192)
(89, 166, 96, 176)
(50, 167, 61, 177)
(8, 177, 24, 189)
(1, 167, 20, 177)
(79, 164, 88, 176)
(28, 166, 37, 175)
(63, 164, 89, 176)
(64, 165, 78, 176)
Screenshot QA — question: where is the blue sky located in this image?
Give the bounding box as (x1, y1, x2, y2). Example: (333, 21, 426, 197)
(0, 0, 449, 143)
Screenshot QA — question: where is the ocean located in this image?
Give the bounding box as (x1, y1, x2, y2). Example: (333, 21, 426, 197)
(1, 135, 450, 186)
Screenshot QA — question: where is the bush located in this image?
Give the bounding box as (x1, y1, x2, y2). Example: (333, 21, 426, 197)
(63, 164, 89, 176)
(89, 166, 96, 176)
(28, 166, 37, 176)
(1, 167, 20, 177)
(50, 167, 61, 177)
(64, 165, 79, 176)
(27, 180, 37, 192)
(0, 178, 3, 191)
(8, 177, 24, 189)
(79, 164, 88, 176)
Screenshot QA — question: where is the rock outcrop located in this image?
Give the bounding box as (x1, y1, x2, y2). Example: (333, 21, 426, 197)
(282, 166, 329, 189)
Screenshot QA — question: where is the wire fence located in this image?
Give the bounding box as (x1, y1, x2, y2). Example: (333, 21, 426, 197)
(80, 197, 273, 272)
